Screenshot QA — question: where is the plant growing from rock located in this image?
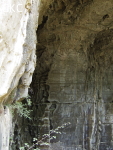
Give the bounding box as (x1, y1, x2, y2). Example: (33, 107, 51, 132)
(6, 95, 32, 119)
(19, 122, 71, 150)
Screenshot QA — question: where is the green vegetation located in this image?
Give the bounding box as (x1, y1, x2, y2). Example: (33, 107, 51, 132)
(6, 95, 32, 119)
(19, 122, 71, 150)
(6, 95, 71, 150)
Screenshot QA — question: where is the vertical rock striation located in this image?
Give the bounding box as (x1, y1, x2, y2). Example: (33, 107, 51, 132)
(0, 107, 11, 150)
(31, 0, 113, 149)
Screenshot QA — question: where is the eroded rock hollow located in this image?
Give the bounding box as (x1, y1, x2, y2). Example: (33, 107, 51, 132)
(32, 0, 113, 149)
(1, 0, 113, 150)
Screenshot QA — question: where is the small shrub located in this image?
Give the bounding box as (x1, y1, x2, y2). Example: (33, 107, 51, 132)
(19, 122, 71, 150)
(6, 95, 32, 119)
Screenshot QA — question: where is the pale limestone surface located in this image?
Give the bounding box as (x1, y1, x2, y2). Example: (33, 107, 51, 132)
(0, 0, 40, 150)
(0, 107, 11, 150)
(0, 0, 40, 103)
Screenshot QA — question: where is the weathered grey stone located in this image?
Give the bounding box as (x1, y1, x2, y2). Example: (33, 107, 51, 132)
(35, 0, 113, 149)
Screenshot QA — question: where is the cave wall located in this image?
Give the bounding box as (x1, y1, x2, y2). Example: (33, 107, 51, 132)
(10, 0, 113, 150)
(34, 0, 113, 149)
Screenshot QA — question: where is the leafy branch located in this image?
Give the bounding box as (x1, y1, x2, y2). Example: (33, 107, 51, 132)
(20, 122, 71, 150)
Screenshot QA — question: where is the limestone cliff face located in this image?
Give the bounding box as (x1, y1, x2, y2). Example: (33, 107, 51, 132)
(0, 0, 40, 150)
(1, 0, 113, 150)
(0, 0, 39, 103)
